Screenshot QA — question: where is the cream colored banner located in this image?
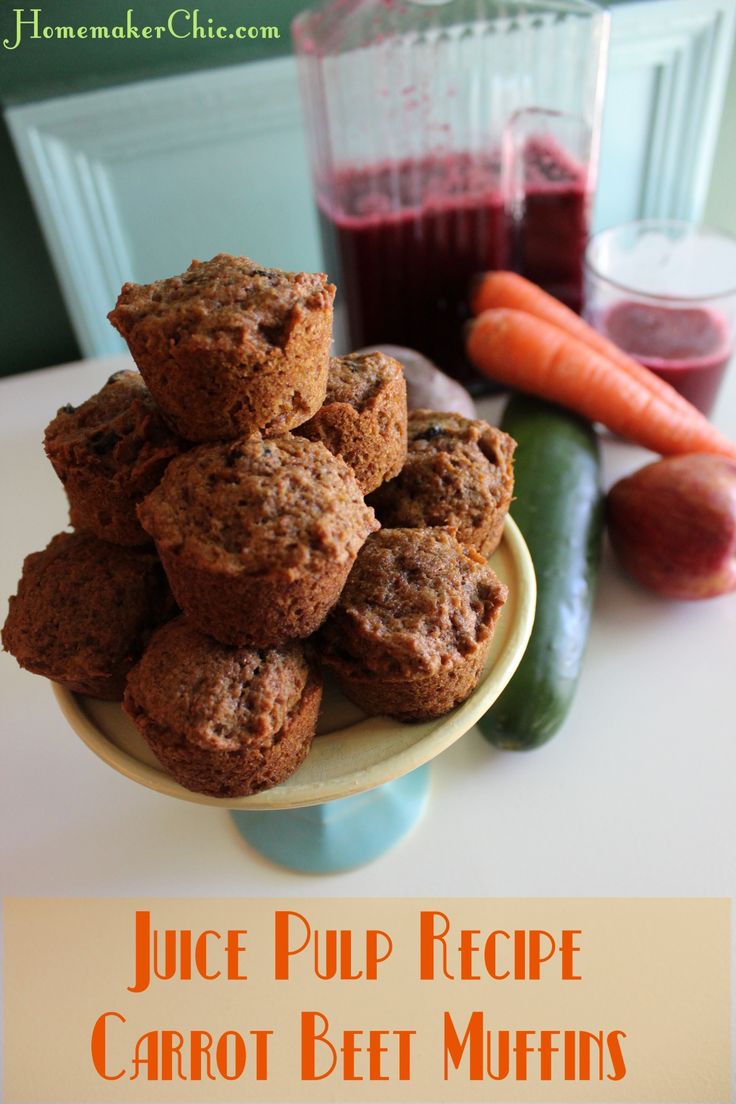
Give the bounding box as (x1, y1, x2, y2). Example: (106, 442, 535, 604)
(3, 898, 731, 1102)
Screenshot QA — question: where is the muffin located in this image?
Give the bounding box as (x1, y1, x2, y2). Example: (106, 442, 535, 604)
(367, 410, 516, 556)
(318, 528, 508, 721)
(2, 531, 175, 699)
(44, 370, 186, 546)
(356, 344, 477, 419)
(107, 254, 335, 442)
(137, 435, 379, 647)
(124, 617, 321, 798)
(296, 352, 407, 493)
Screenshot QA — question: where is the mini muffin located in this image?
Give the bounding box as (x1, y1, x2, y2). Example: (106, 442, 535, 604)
(107, 254, 335, 442)
(296, 352, 407, 493)
(318, 528, 508, 721)
(356, 344, 477, 420)
(44, 370, 186, 546)
(367, 410, 516, 556)
(137, 435, 379, 648)
(2, 531, 175, 700)
(124, 617, 321, 798)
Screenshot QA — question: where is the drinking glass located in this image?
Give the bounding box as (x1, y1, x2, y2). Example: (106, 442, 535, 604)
(584, 220, 736, 415)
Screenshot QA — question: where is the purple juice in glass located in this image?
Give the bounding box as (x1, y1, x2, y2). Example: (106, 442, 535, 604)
(318, 138, 591, 384)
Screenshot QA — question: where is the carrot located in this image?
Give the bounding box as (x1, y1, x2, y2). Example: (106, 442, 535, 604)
(471, 271, 696, 417)
(466, 308, 736, 459)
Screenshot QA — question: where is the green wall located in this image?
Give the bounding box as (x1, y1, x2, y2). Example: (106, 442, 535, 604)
(0, 0, 310, 377)
(705, 39, 736, 238)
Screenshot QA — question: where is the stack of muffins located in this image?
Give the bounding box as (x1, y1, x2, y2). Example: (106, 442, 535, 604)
(3, 254, 515, 798)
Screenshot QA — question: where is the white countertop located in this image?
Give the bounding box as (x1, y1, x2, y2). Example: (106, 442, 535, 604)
(1, 355, 734, 903)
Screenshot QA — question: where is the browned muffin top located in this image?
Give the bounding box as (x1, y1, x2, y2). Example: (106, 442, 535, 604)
(324, 352, 403, 410)
(406, 409, 515, 473)
(1, 531, 174, 690)
(44, 369, 183, 478)
(138, 435, 378, 574)
(125, 617, 309, 752)
(108, 254, 334, 355)
(368, 409, 515, 532)
(320, 528, 507, 679)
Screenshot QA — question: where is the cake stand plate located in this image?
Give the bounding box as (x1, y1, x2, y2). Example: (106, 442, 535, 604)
(53, 517, 535, 872)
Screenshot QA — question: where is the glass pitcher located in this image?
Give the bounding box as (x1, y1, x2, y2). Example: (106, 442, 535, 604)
(293, 0, 610, 385)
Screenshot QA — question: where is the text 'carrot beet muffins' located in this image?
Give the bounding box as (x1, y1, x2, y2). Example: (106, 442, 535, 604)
(368, 409, 516, 556)
(297, 351, 408, 493)
(108, 254, 335, 443)
(138, 435, 379, 648)
(318, 527, 508, 721)
(2, 531, 176, 700)
(124, 617, 321, 797)
(44, 369, 186, 546)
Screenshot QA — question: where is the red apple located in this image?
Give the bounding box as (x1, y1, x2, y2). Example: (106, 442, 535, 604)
(607, 454, 736, 599)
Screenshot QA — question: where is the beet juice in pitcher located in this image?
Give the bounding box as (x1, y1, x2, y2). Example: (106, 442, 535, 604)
(293, 0, 609, 386)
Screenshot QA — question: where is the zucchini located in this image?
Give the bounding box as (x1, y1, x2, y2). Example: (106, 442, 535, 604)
(479, 395, 604, 749)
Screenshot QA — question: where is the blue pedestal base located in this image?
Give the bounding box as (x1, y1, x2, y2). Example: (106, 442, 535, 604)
(230, 765, 430, 873)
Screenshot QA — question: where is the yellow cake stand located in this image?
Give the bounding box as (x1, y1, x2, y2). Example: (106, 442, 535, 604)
(54, 517, 536, 872)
